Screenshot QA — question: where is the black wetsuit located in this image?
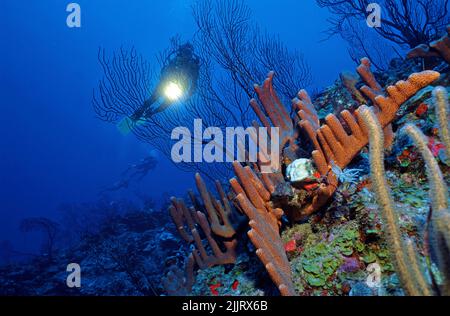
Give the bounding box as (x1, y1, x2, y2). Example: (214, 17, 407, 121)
(131, 44, 200, 121)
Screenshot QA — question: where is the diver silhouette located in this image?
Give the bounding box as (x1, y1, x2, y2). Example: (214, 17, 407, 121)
(122, 155, 158, 182)
(100, 155, 157, 195)
(102, 178, 130, 193)
(130, 42, 200, 122)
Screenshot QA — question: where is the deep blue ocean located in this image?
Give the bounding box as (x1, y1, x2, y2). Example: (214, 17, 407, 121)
(0, 0, 354, 254)
(1, 0, 450, 299)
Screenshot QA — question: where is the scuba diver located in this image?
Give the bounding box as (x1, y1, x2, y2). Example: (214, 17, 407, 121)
(121, 155, 158, 182)
(130, 42, 201, 122)
(101, 178, 130, 194)
(99, 155, 157, 196)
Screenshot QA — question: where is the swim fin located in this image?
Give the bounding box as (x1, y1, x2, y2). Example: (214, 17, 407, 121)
(117, 117, 146, 135)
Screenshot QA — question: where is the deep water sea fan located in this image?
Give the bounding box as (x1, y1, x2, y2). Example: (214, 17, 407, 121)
(230, 161, 296, 296)
(360, 106, 432, 296)
(19, 217, 60, 262)
(317, 0, 449, 50)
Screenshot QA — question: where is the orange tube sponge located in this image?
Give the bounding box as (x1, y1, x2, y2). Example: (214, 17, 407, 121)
(231, 161, 295, 296)
(296, 69, 439, 216)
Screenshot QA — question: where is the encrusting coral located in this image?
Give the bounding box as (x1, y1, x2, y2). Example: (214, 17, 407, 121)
(360, 89, 450, 295)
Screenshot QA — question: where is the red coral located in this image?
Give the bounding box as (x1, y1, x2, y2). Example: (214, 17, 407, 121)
(357, 179, 371, 192)
(284, 240, 297, 253)
(428, 137, 445, 157)
(231, 280, 239, 291)
(415, 103, 428, 116)
(304, 183, 320, 191)
(397, 149, 411, 161)
(209, 283, 222, 296)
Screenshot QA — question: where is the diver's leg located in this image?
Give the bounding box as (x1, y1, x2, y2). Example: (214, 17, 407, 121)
(131, 85, 162, 121)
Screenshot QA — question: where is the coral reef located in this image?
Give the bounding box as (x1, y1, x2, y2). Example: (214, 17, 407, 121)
(407, 25, 450, 65)
(360, 106, 432, 296)
(164, 173, 248, 295)
(295, 67, 439, 219)
(0, 206, 184, 296)
(402, 123, 449, 296)
(360, 93, 450, 295)
(4, 39, 449, 297)
(184, 61, 442, 296)
(162, 254, 195, 296)
(433, 86, 450, 162)
(190, 252, 268, 296)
